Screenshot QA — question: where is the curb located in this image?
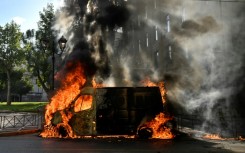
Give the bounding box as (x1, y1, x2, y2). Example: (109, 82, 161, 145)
(0, 129, 41, 137)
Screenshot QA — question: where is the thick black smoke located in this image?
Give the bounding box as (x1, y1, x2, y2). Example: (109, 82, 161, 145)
(96, 4, 130, 29)
(55, 0, 130, 84)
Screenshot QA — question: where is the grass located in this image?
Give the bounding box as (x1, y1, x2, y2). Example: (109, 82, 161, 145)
(0, 102, 48, 112)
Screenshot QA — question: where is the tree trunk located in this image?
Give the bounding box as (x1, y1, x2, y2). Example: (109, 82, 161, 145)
(19, 94, 22, 102)
(37, 70, 53, 101)
(6, 70, 11, 105)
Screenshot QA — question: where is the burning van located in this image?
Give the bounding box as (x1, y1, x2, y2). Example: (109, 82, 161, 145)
(37, 0, 176, 139)
(41, 85, 174, 139)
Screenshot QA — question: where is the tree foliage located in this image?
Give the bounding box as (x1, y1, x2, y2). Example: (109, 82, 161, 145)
(25, 4, 58, 98)
(0, 21, 26, 105)
(0, 70, 32, 102)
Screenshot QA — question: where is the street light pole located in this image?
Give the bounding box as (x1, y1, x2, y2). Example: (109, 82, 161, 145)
(41, 36, 67, 91)
(52, 41, 55, 90)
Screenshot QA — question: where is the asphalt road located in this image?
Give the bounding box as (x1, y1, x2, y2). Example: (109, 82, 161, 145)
(0, 133, 244, 153)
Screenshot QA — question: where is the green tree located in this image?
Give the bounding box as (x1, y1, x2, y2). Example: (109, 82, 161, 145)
(25, 4, 57, 99)
(10, 70, 32, 102)
(0, 71, 6, 102)
(0, 21, 25, 105)
(0, 70, 32, 102)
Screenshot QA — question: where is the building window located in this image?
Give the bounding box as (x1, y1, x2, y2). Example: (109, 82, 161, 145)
(145, 6, 148, 19)
(146, 33, 149, 47)
(167, 15, 171, 33)
(169, 45, 172, 60)
(138, 15, 141, 26)
(139, 40, 141, 52)
(155, 26, 158, 41)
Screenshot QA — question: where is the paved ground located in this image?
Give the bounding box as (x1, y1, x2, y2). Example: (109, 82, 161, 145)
(0, 133, 244, 153)
(0, 112, 244, 153)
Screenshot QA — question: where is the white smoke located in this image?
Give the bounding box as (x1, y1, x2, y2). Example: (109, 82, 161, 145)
(157, 0, 244, 134)
(114, 0, 244, 134)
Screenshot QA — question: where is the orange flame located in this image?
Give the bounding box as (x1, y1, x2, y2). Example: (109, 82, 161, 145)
(141, 113, 174, 139)
(203, 134, 245, 141)
(40, 61, 92, 138)
(239, 136, 245, 141)
(140, 77, 174, 139)
(141, 77, 166, 103)
(74, 95, 93, 112)
(141, 77, 158, 87)
(203, 134, 225, 140)
(92, 78, 104, 88)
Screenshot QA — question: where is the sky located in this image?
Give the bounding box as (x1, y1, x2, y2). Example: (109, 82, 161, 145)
(0, 0, 63, 32)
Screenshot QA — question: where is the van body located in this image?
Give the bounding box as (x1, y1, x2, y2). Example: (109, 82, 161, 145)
(53, 87, 164, 136)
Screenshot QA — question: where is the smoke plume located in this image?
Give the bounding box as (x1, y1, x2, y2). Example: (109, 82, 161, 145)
(53, 0, 245, 136)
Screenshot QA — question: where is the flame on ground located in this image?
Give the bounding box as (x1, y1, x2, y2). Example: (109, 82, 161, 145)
(238, 136, 245, 141)
(203, 134, 225, 140)
(203, 134, 245, 141)
(140, 113, 175, 139)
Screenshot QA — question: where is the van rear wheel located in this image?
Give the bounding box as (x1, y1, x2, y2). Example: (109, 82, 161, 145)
(137, 126, 153, 139)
